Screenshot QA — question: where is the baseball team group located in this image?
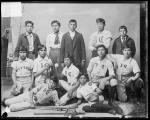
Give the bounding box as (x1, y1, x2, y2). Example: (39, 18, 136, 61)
(1, 18, 144, 115)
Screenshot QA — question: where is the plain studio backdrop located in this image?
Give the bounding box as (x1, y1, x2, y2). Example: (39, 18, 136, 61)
(3, 3, 140, 66)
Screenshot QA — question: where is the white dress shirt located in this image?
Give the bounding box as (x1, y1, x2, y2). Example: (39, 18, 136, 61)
(46, 31, 63, 55)
(69, 31, 75, 40)
(26, 32, 34, 52)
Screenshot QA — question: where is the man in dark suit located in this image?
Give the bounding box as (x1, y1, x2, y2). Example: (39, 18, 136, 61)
(14, 21, 41, 60)
(60, 19, 86, 73)
(112, 26, 136, 57)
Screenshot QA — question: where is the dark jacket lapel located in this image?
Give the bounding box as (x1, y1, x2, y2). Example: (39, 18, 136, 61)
(23, 33, 29, 50)
(72, 31, 78, 49)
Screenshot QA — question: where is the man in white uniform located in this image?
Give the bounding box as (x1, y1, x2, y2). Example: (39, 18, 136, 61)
(89, 18, 112, 58)
(3, 46, 34, 101)
(4, 78, 60, 112)
(33, 45, 53, 87)
(106, 45, 144, 102)
(59, 55, 80, 105)
(87, 44, 117, 106)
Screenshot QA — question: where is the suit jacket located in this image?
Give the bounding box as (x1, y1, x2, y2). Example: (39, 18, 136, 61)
(112, 35, 136, 57)
(14, 33, 41, 58)
(60, 31, 86, 67)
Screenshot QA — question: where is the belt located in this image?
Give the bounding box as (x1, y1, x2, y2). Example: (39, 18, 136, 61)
(16, 75, 32, 78)
(92, 76, 105, 83)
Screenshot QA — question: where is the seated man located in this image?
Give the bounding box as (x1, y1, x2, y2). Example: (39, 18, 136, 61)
(3, 46, 34, 101)
(4, 77, 60, 112)
(87, 44, 117, 106)
(67, 73, 123, 115)
(33, 45, 53, 87)
(106, 45, 144, 102)
(59, 55, 80, 105)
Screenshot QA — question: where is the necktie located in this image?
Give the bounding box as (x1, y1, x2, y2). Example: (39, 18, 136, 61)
(122, 37, 126, 44)
(54, 32, 60, 45)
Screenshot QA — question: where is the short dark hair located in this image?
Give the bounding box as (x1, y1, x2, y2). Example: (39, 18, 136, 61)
(19, 46, 28, 52)
(69, 19, 77, 24)
(25, 21, 34, 26)
(64, 54, 73, 62)
(122, 44, 132, 51)
(96, 44, 108, 54)
(51, 20, 61, 26)
(119, 25, 128, 32)
(38, 45, 47, 51)
(96, 18, 105, 25)
(77, 73, 89, 81)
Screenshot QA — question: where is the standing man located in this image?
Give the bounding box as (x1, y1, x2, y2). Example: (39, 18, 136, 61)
(60, 19, 86, 73)
(14, 20, 41, 60)
(89, 18, 112, 58)
(46, 20, 63, 69)
(112, 26, 136, 57)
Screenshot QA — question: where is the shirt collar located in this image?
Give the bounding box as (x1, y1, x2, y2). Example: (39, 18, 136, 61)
(37, 55, 48, 61)
(97, 29, 105, 34)
(53, 31, 61, 34)
(18, 57, 28, 62)
(25, 32, 33, 37)
(66, 63, 73, 69)
(69, 31, 75, 34)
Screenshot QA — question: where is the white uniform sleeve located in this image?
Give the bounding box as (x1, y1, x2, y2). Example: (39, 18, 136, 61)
(88, 33, 97, 51)
(46, 35, 51, 56)
(62, 67, 66, 76)
(91, 83, 97, 91)
(73, 67, 80, 79)
(87, 58, 95, 73)
(132, 59, 141, 74)
(76, 89, 83, 99)
(48, 58, 53, 66)
(105, 31, 112, 39)
(103, 31, 112, 48)
(11, 61, 16, 69)
(29, 59, 34, 69)
(106, 54, 123, 63)
(33, 60, 38, 73)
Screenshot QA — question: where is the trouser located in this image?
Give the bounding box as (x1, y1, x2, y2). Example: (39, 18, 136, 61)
(49, 48, 60, 65)
(59, 80, 77, 105)
(5, 92, 32, 112)
(117, 78, 144, 102)
(82, 103, 123, 115)
(5, 76, 32, 99)
(92, 77, 117, 105)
